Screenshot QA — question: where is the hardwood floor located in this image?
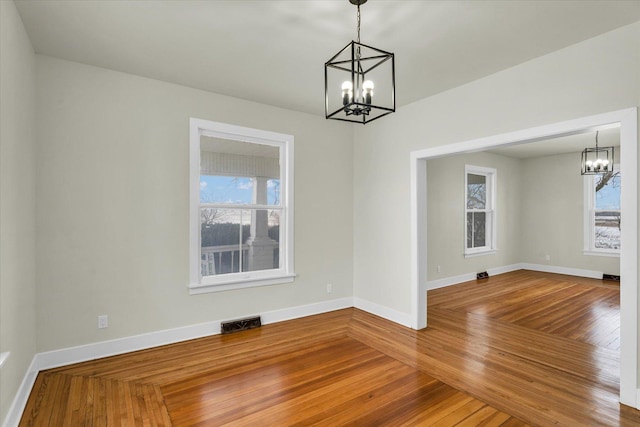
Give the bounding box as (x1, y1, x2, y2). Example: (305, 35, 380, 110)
(20, 270, 640, 426)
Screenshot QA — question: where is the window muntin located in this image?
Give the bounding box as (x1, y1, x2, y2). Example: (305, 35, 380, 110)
(189, 119, 294, 293)
(585, 170, 620, 255)
(465, 166, 496, 256)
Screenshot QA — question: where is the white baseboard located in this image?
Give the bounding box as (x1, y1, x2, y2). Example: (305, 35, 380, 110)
(2, 357, 39, 427)
(488, 264, 524, 277)
(425, 272, 477, 290)
(35, 321, 219, 372)
(425, 264, 523, 290)
(519, 263, 602, 279)
(261, 297, 353, 325)
(33, 297, 353, 373)
(425, 263, 603, 291)
(353, 297, 412, 328)
(1, 296, 355, 427)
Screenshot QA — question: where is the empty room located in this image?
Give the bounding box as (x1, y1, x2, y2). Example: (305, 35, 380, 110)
(2, 1, 640, 426)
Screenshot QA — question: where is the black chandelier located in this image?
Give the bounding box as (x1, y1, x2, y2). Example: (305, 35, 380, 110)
(325, 0, 395, 124)
(581, 131, 614, 175)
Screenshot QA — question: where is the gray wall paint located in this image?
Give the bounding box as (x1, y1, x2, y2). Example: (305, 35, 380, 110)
(34, 55, 354, 352)
(0, 1, 37, 422)
(520, 152, 620, 275)
(426, 152, 522, 281)
(353, 21, 638, 314)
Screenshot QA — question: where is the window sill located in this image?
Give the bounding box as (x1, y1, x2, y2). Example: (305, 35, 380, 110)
(583, 250, 620, 258)
(189, 273, 296, 295)
(464, 249, 497, 258)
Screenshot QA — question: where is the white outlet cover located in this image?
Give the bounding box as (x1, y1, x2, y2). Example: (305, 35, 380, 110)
(98, 315, 108, 328)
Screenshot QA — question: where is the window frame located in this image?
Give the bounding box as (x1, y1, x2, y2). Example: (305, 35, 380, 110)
(583, 168, 620, 257)
(189, 118, 295, 294)
(464, 165, 497, 257)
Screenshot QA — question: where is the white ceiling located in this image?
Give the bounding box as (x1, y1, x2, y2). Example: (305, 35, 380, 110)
(487, 127, 620, 159)
(14, 1, 640, 117)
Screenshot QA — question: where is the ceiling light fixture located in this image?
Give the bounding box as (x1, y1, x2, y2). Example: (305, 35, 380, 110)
(324, 0, 395, 124)
(581, 131, 614, 175)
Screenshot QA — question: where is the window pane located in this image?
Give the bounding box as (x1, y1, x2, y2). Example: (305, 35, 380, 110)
(200, 176, 281, 206)
(267, 179, 280, 206)
(473, 212, 486, 247)
(594, 211, 621, 250)
(595, 172, 621, 210)
(201, 208, 249, 276)
(200, 175, 253, 204)
(467, 174, 486, 209)
(201, 207, 280, 276)
(246, 209, 280, 271)
(467, 212, 487, 249)
(200, 136, 280, 205)
(466, 212, 473, 248)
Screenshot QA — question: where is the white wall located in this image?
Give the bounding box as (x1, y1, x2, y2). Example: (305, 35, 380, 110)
(0, 1, 37, 422)
(520, 152, 620, 275)
(353, 22, 639, 314)
(34, 55, 354, 352)
(426, 152, 522, 280)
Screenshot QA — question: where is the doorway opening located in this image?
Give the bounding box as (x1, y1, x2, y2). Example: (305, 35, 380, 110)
(410, 108, 638, 406)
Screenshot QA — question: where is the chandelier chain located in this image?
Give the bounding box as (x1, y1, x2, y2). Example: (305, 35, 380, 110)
(356, 3, 361, 43)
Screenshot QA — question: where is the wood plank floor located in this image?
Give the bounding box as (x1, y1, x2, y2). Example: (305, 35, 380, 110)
(20, 270, 640, 426)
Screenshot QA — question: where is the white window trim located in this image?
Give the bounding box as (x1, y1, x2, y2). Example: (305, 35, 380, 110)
(583, 168, 620, 257)
(189, 118, 295, 294)
(464, 165, 497, 257)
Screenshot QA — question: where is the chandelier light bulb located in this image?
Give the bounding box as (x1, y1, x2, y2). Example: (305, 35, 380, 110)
(362, 80, 374, 104)
(594, 158, 603, 171)
(341, 81, 353, 105)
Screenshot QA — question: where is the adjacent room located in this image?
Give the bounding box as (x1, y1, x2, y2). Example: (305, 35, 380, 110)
(2, 1, 640, 425)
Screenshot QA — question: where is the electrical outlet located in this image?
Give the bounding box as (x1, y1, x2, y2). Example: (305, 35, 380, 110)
(437, 265, 441, 273)
(98, 315, 108, 329)
(326, 283, 333, 293)
(544, 254, 551, 261)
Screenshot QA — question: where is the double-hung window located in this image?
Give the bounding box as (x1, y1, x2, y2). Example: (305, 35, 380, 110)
(584, 169, 620, 256)
(465, 165, 497, 257)
(189, 118, 294, 294)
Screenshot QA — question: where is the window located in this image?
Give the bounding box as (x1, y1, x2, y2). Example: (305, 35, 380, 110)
(465, 165, 496, 256)
(584, 169, 620, 256)
(189, 118, 294, 294)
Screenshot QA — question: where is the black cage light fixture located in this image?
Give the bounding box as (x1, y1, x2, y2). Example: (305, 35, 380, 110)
(581, 131, 615, 175)
(325, 0, 395, 124)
